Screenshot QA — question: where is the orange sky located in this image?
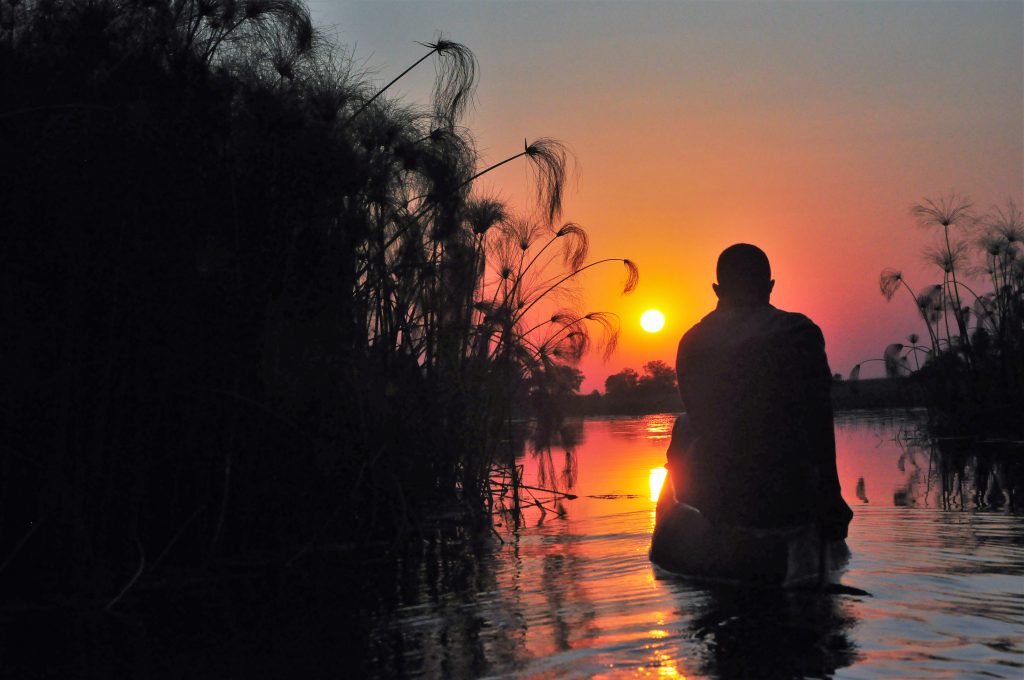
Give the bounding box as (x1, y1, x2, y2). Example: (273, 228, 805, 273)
(314, 1, 1023, 392)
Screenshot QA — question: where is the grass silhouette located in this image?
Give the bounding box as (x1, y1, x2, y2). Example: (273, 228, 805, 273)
(0, 0, 636, 602)
(868, 194, 1023, 437)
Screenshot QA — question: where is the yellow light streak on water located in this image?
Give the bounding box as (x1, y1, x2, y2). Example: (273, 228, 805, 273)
(649, 467, 667, 502)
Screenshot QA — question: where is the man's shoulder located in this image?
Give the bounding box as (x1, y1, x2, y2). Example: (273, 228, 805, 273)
(678, 310, 720, 348)
(770, 307, 823, 333)
(768, 308, 827, 354)
(684, 306, 820, 333)
(678, 306, 825, 354)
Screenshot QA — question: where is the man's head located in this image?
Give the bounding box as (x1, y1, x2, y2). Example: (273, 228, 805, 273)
(713, 243, 774, 306)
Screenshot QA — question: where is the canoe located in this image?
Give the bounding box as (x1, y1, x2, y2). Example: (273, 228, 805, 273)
(649, 475, 849, 587)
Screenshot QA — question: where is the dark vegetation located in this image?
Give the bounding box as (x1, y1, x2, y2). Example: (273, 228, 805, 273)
(864, 194, 1024, 437)
(830, 376, 925, 410)
(567, 360, 683, 415)
(0, 0, 638, 604)
(563, 363, 918, 416)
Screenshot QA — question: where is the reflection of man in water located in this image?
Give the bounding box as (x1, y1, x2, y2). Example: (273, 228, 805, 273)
(671, 244, 852, 540)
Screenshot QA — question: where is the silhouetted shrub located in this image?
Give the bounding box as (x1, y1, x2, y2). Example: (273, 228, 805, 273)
(0, 0, 635, 601)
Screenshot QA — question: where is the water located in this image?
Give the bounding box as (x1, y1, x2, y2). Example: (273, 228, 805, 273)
(369, 411, 1024, 679)
(9, 412, 1021, 678)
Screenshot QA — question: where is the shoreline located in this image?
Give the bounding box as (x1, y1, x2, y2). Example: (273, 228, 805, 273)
(562, 377, 925, 418)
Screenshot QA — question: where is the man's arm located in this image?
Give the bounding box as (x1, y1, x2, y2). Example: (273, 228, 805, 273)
(795, 322, 852, 539)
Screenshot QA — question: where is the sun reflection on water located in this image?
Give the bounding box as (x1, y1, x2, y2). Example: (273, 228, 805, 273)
(649, 650, 684, 678)
(649, 467, 667, 501)
(644, 417, 673, 441)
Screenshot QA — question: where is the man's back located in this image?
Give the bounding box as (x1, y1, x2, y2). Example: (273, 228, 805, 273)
(674, 304, 846, 531)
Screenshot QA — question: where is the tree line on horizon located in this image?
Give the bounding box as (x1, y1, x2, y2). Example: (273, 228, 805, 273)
(553, 361, 683, 415)
(563, 360, 918, 415)
(0, 0, 637, 602)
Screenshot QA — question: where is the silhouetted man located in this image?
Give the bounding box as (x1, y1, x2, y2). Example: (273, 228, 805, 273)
(669, 244, 851, 540)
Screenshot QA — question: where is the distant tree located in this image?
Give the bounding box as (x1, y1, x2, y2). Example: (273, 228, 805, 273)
(604, 368, 639, 399)
(597, 361, 681, 414)
(638, 360, 677, 393)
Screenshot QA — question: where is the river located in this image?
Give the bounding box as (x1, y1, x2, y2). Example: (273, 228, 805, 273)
(366, 410, 1024, 679)
(10, 411, 1022, 679)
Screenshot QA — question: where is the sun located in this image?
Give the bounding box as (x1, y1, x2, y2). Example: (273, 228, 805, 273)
(640, 309, 665, 333)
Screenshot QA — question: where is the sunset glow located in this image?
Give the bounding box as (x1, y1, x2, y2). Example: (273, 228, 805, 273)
(323, 2, 1022, 392)
(640, 309, 666, 333)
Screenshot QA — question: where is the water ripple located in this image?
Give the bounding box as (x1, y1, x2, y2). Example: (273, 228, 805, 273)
(373, 414, 1024, 679)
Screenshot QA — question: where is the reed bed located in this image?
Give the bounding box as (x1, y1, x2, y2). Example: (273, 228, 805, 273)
(864, 194, 1023, 437)
(0, 0, 635, 603)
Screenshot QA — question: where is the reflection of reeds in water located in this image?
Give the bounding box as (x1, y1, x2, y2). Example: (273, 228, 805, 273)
(490, 419, 585, 526)
(893, 435, 1023, 511)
